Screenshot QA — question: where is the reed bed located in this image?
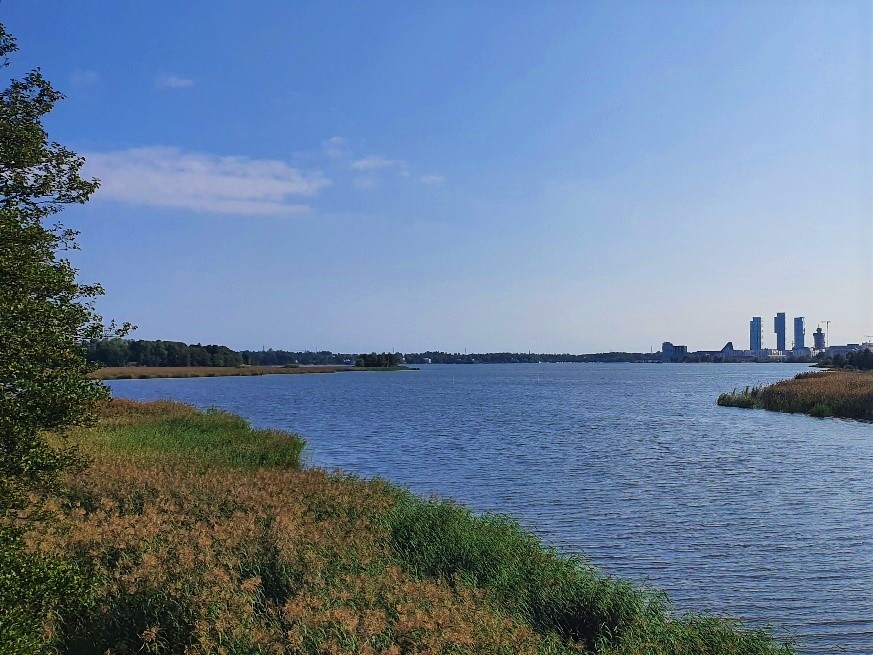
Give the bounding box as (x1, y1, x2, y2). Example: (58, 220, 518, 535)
(89, 365, 348, 380)
(3, 400, 796, 655)
(91, 366, 414, 380)
(718, 370, 873, 420)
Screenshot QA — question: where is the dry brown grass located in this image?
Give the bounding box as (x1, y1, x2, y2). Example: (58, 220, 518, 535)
(89, 366, 352, 380)
(31, 465, 549, 655)
(719, 370, 873, 420)
(14, 401, 564, 655)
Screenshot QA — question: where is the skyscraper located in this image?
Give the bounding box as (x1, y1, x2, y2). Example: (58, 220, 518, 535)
(750, 316, 763, 351)
(793, 317, 805, 350)
(774, 312, 786, 352)
(813, 327, 826, 350)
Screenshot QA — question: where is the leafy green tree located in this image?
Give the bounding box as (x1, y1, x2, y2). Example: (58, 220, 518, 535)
(189, 344, 211, 366)
(0, 23, 129, 505)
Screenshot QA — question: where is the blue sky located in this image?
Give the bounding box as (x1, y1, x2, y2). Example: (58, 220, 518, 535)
(5, 1, 872, 352)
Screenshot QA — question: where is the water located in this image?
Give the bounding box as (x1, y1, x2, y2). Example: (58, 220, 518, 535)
(108, 363, 873, 654)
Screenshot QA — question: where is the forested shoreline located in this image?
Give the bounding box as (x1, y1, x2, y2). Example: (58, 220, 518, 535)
(87, 338, 659, 368)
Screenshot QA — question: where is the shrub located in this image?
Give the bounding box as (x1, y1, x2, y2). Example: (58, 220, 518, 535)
(0, 525, 95, 655)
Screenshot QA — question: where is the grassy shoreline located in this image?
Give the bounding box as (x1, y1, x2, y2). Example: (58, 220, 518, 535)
(717, 370, 873, 421)
(5, 400, 796, 654)
(90, 365, 415, 380)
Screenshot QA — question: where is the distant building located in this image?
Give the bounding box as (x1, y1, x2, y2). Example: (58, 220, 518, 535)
(813, 327, 826, 350)
(750, 317, 763, 351)
(827, 344, 862, 358)
(690, 342, 748, 362)
(774, 313, 786, 352)
(793, 317, 805, 350)
(661, 341, 688, 362)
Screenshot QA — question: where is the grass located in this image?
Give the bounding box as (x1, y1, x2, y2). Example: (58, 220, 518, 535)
(717, 370, 873, 421)
(387, 496, 794, 655)
(81, 398, 307, 468)
(2, 400, 796, 655)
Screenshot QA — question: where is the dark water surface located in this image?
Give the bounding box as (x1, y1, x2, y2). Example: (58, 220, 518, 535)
(108, 364, 873, 654)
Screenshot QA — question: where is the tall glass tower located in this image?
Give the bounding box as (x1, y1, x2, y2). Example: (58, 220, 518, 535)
(774, 313, 786, 352)
(750, 317, 763, 351)
(793, 317, 805, 350)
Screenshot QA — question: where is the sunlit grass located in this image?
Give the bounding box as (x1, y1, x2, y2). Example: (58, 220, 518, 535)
(718, 370, 873, 421)
(4, 400, 796, 654)
(75, 399, 306, 468)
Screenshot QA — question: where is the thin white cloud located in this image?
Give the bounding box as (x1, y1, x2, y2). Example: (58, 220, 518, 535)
(70, 69, 100, 88)
(155, 74, 195, 90)
(353, 176, 379, 190)
(85, 147, 330, 215)
(351, 155, 406, 171)
(419, 174, 445, 185)
(321, 136, 348, 158)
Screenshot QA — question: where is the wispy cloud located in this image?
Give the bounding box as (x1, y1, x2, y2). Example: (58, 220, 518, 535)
(353, 176, 379, 190)
(86, 147, 330, 215)
(321, 136, 348, 158)
(70, 69, 100, 88)
(351, 155, 406, 171)
(418, 174, 445, 185)
(155, 74, 195, 90)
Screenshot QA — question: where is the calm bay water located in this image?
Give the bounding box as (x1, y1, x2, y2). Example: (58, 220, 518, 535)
(108, 363, 873, 654)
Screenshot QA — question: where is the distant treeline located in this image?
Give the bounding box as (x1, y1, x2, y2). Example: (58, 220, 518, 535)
(88, 339, 242, 367)
(87, 340, 402, 368)
(401, 351, 652, 364)
(240, 349, 356, 366)
(356, 352, 403, 367)
(826, 348, 873, 371)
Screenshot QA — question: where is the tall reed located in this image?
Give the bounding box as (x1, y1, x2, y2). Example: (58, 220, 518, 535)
(718, 371, 873, 421)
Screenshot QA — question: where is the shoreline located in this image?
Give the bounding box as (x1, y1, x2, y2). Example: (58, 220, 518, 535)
(717, 370, 873, 421)
(12, 399, 797, 655)
(90, 365, 416, 380)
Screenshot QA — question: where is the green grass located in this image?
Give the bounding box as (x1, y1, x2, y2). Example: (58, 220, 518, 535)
(84, 405, 306, 469)
(717, 387, 761, 409)
(385, 494, 795, 655)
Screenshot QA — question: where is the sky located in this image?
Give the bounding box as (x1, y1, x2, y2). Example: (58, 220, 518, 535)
(5, 1, 872, 353)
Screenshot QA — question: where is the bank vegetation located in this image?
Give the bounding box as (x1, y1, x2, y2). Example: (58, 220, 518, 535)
(2, 400, 796, 655)
(717, 370, 873, 421)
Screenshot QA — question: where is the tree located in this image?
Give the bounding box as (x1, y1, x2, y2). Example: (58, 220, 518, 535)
(0, 23, 129, 504)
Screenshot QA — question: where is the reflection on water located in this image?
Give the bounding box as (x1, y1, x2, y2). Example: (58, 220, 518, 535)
(109, 363, 873, 654)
